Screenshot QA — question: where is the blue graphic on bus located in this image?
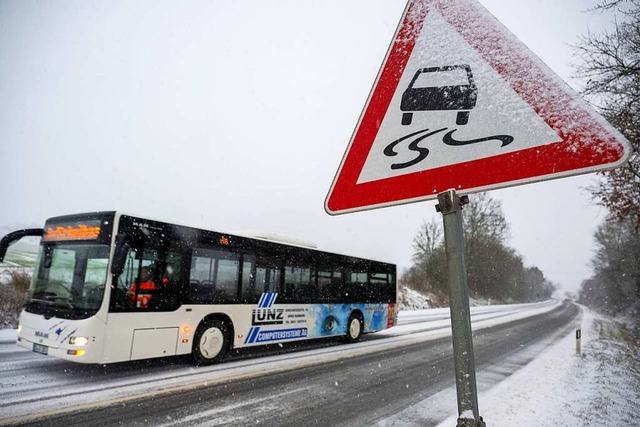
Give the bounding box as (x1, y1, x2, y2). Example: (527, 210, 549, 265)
(258, 293, 278, 308)
(245, 327, 307, 344)
(244, 301, 389, 345)
(371, 306, 387, 330)
(308, 304, 388, 338)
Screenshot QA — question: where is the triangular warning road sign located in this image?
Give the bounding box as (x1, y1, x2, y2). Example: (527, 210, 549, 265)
(325, 0, 631, 215)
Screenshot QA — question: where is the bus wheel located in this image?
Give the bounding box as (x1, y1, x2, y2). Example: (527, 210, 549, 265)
(345, 314, 363, 343)
(193, 319, 229, 366)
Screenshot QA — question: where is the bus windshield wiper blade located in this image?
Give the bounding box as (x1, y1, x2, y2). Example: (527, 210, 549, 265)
(29, 298, 54, 306)
(38, 295, 78, 310)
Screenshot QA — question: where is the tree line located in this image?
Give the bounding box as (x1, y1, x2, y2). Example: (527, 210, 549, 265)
(579, 218, 640, 315)
(403, 0, 639, 313)
(577, 0, 639, 317)
(402, 193, 556, 304)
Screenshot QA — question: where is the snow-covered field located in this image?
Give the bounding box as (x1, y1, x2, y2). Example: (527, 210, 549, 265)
(0, 249, 36, 285)
(398, 286, 436, 310)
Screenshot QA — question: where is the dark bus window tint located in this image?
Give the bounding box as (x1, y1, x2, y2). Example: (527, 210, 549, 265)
(153, 251, 185, 309)
(325, 270, 344, 303)
(370, 272, 391, 302)
(255, 265, 280, 296)
(284, 265, 314, 302)
(188, 248, 240, 303)
(112, 245, 184, 312)
(351, 272, 367, 284)
(315, 270, 332, 286)
(217, 258, 240, 299)
(315, 269, 332, 302)
(191, 257, 213, 282)
(314, 269, 343, 303)
(346, 271, 368, 302)
(240, 255, 257, 303)
(370, 273, 389, 284)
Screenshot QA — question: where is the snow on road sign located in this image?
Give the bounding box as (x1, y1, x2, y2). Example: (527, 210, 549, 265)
(325, 0, 631, 215)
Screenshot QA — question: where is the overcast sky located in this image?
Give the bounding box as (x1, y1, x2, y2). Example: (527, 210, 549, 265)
(0, 0, 617, 293)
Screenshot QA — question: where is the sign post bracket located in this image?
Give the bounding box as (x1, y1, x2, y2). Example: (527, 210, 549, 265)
(436, 189, 486, 427)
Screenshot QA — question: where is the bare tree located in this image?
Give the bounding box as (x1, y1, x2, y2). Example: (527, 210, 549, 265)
(404, 193, 552, 303)
(575, 0, 640, 225)
(410, 218, 447, 294)
(412, 218, 442, 263)
(580, 216, 640, 315)
(462, 192, 509, 244)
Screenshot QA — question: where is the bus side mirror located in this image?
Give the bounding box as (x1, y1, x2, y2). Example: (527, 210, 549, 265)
(111, 233, 130, 276)
(0, 228, 44, 263)
(0, 237, 9, 263)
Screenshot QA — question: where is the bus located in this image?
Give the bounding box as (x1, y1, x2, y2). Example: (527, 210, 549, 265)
(0, 211, 397, 365)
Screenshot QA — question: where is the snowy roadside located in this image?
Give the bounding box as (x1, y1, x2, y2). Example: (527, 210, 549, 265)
(0, 329, 17, 343)
(434, 307, 640, 426)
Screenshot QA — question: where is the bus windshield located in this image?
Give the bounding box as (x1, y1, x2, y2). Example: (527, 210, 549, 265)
(26, 243, 110, 319)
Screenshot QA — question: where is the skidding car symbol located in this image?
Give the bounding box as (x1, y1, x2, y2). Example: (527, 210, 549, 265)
(400, 64, 478, 126)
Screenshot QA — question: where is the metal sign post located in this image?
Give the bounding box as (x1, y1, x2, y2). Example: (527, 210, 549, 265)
(436, 189, 485, 427)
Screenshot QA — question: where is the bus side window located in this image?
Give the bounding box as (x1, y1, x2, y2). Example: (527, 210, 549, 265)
(148, 251, 185, 311)
(369, 272, 389, 302)
(216, 255, 240, 301)
(284, 265, 314, 303)
(240, 255, 257, 303)
(111, 249, 141, 310)
(254, 265, 280, 296)
(315, 269, 332, 303)
(348, 271, 368, 302)
(189, 248, 240, 303)
(325, 271, 344, 303)
(189, 252, 214, 303)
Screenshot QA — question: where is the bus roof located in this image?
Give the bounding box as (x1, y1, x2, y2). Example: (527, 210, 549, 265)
(44, 211, 395, 266)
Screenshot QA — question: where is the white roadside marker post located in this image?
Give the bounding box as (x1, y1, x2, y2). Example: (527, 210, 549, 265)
(576, 328, 582, 356)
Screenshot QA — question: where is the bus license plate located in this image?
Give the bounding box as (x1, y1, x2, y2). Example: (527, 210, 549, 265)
(33, 343, 48, 355)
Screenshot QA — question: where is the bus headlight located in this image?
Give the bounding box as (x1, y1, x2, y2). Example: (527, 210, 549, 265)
(69, 336, 89, 346)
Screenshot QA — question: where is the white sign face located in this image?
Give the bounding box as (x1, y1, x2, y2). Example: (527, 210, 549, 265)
(357, 8, 560, 184)
(325, 0, 631, 215)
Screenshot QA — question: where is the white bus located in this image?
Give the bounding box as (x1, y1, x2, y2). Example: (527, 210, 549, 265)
(0, 212, 397, 365)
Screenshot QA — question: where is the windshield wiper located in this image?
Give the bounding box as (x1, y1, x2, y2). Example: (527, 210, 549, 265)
(38, 295, 78, 310)
(29, 298, 54, 307)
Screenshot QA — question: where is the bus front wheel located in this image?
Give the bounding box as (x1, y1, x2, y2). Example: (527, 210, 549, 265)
(344, 314, 363, 343)
(193, 319, 229, 365)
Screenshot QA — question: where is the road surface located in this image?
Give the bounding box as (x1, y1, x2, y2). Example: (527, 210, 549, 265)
(0, 300, 579, 426)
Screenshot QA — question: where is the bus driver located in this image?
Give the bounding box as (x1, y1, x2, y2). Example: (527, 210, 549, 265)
(128, 266, 156, 309)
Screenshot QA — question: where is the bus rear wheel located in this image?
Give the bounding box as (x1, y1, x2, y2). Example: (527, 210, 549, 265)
(193, 319, 229, 366)
(344, 314, 363, 343)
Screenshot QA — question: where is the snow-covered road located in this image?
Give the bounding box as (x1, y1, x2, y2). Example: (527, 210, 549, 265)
(0, 300, 570, 425)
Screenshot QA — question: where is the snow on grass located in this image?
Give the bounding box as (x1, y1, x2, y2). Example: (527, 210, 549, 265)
(0, 329, 17, 343)
(0, 249, 38, 268)
(398, 286, 437, 310)
(0, 250, 36, 286)
(434, 308, 640, 427)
